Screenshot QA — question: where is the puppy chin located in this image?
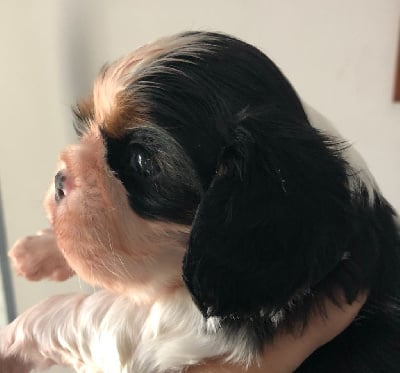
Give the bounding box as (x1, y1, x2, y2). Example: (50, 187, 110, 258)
(43, 125, 190, 302)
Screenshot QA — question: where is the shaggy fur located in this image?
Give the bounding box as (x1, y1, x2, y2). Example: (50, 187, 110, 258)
(2, 31, 400, 372)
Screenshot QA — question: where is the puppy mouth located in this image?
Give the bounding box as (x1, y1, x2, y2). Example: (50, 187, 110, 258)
(54, 170, 68, 202)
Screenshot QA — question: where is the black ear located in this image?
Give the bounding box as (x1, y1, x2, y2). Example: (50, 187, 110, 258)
(183, 109, 354, 319)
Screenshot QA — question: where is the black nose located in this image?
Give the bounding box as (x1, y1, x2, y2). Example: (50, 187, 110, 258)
(55, 171, 66, 202)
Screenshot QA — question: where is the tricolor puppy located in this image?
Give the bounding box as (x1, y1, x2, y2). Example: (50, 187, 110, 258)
(2, 31, 400, 372)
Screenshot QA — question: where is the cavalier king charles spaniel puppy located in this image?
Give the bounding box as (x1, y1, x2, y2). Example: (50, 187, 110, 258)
(1, 31, 400, 372)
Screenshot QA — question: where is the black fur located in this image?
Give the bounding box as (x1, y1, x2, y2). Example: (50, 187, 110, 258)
(96, 32, 400, 371)
(104, 127, 202, 225)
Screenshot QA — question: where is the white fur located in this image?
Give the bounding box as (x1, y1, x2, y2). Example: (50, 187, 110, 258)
(1, 288, 256, 372)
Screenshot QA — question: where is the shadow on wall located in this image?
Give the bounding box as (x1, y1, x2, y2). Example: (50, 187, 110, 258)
(0, 182, 16, 326)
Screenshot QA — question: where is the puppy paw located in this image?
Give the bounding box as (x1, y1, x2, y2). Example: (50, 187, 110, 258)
(8, 229, 73, 281)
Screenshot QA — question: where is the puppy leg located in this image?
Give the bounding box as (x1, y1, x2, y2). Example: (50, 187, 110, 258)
(0, 291, 156, 372)
(0, 293, 93, 371)
(0, 289, 232, 373)
(8, 228, 74, 281)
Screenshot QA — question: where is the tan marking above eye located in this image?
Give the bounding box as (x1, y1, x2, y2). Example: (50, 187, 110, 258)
(80, 33, 208, 138)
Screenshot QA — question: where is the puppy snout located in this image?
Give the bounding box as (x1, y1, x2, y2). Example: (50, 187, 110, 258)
(55, 170, 66, 202)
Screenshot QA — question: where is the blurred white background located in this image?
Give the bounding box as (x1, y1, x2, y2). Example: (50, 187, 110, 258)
(0, 1, 399, 372)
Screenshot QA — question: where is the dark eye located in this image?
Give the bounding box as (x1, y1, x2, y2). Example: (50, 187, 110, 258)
(130, 146, 158, 177)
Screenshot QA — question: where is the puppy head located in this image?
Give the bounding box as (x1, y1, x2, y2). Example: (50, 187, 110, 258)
(45, 32, 361, 317)
(44, 35, 203, 300)
(45, 124, 193, 300)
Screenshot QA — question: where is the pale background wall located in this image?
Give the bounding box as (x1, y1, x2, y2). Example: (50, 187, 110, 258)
(0, 1, 399, 372)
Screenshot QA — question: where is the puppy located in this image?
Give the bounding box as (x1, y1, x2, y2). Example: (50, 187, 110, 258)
(2, 31, 400, 372)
